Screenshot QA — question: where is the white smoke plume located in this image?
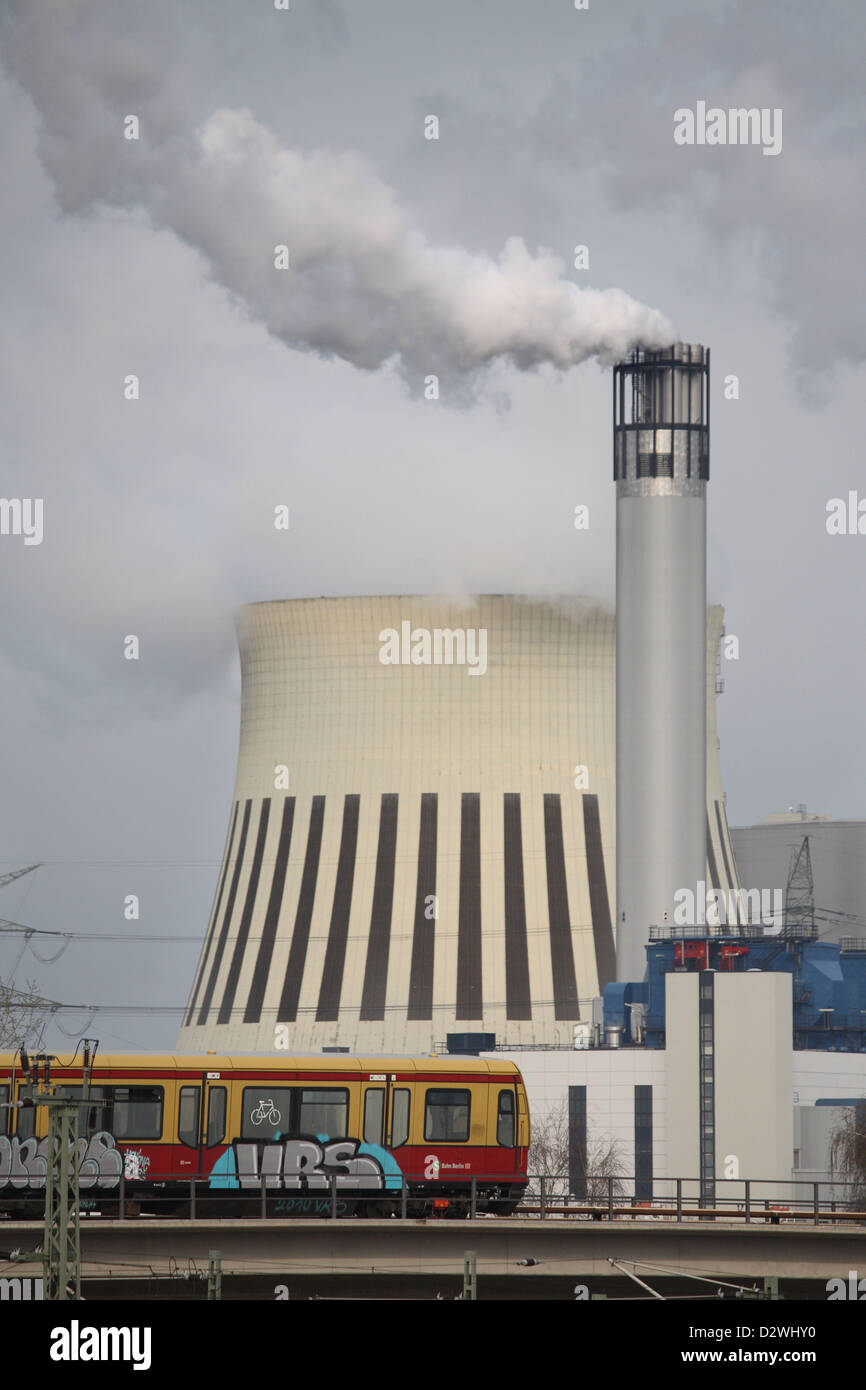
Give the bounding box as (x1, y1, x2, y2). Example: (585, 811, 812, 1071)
(1, 1, 673, 389)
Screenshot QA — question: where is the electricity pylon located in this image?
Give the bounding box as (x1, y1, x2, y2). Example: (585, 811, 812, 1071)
(17, 1047, 93, 1300)
(785, 836, 815, 934)
(0, 864, 40, 890)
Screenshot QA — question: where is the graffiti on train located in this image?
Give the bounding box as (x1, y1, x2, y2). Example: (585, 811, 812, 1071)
(0, 1132, 123, 1191)
(208, 1137, 402, 1191)
(273, 1197, 350, 1216)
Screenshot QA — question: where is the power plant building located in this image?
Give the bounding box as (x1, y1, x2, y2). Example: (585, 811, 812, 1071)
(179, 343, 866, 1201)
(179, 595, 737, 1056)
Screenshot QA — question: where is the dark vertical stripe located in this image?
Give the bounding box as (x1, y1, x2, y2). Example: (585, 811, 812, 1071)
(407, 794, 438, 1021)
(568, 1085, 587, 1200)
(583, 794, 616, 992)
(456, 793, 482, 1019)
(218, 799, 271, 1024)
(699, 972, 716, 1206)
(503, 793, 532, 1020)
(635, 1084, 653, 1202)
(316, 794, 361, 1021)
(244, 797, 296, 1023)
(706, 811, 720, 893)
(278, 796, 325, 1022)
(185, 801, 238, 1026)
(714, 799, 734, 890)
(359, 795, 399, 1021)
(197, 799, 252, 1025)
(543, 794, 580, 1019)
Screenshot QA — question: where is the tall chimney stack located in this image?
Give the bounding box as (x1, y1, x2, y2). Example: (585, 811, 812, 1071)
(613, 344, 709, 982)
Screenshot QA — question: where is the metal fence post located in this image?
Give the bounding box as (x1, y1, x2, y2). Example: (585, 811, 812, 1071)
(813, 1182, 819, 1226)
(260, 1174, 267, 1220)
(400, 1175, 408, 1221)
(676, 1178, 682, 1223)
(463, 1251, 477, 1301)
(539, 1175, 546, 1219)
(744, 1179, 750, 1224)
(330, 1174, 337, 1219)
(607, 1174, 614, 1221)
(118, 1170, 125, 1222)
(470, 1177, 477, 1220)
(190, 1176, 196, 1222)
(207, 1249, 222, 1301)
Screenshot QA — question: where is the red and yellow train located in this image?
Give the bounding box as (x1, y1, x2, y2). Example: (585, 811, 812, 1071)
(0, 1052, 530, 1217)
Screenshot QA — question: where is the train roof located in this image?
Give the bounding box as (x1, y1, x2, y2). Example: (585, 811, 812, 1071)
(0, 1052, 523, 1076)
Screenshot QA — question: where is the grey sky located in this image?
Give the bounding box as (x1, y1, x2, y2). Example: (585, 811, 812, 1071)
(0, 0, 863, 1049)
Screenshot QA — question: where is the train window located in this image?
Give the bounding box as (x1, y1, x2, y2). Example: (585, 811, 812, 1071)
(497, 1090, 515, 1148)
(363, 1089, 384, 1144)
(82, 1091, 114, 1136)
(241, 1088, 293, 1140)
(110, 1087, 163, 1140)
(49, 1084, 111, 1139)
(50, 1086, 110, 1137)
(207, 1088, 227, 1147)
(299, 1089, 348, 1140)
(12, 1083, 164, 1141)
(391, 1089, 410, 1148)
(424, 1089, 470, 1143)
(0, 1085, 7, 1136)
(178, 1087, 200, 1147)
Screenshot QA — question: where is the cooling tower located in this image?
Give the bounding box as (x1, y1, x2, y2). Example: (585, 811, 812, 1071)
(179, 595, 735, 1053)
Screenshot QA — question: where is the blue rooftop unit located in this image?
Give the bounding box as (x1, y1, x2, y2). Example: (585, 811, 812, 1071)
(604, 929, 866, 1052)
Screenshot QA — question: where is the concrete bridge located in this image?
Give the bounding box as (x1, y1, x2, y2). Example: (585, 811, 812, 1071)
(3, 1217, 865, 1300)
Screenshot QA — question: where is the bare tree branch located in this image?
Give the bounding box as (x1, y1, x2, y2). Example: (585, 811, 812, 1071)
(528, 1098, 627, 1201)
(829, 1103, 866, 1207)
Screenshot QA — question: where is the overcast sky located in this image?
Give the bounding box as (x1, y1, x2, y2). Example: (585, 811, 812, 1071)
(0, 0, 863, 1051)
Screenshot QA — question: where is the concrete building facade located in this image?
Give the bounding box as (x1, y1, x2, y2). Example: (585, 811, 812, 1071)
(502, 972, 861, 1203)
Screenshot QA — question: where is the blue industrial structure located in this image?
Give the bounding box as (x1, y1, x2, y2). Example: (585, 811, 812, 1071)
(603, 929, 866, 1053)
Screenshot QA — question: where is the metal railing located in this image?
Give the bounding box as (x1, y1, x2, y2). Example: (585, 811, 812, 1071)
(59, 1170, 522, 1221)
(27, 1170, 861, 1224)
(520, 1172, 866, 1225)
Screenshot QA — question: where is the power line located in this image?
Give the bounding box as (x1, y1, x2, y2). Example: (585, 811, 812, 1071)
(0, 994, 594, 1018)
(0, 921, 205, 942)
(0, 861, 219, 868)
(0, 919, 605, 947)
(0, 865, 40, 888)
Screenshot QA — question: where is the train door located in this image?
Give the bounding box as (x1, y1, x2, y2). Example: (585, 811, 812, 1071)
(177, 1073, 227, 1177)
(202, 1074, 228, 1171)
(516, 1081, 529, 1163)
(386, 1083, 410, 1152)
(177, 1080, 202, 1178)
(362, 1080, 386, 1147)
(362, 1075, 409, 1152)
(488, 1082, 519, 1177)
